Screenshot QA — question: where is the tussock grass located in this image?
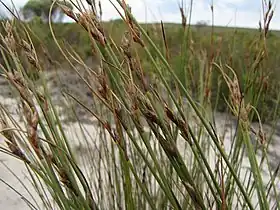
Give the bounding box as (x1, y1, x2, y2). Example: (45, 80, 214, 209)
(0, 0, 280, 209)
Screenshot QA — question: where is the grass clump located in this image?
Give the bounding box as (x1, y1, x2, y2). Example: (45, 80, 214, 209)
(0, 0, 280, 209)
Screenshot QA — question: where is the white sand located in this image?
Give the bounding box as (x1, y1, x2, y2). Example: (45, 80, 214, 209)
(1, 94, 280, 209)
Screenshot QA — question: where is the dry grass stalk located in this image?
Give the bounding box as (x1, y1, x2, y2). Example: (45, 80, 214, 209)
(164, 104, 191, 143)
(2, 20, 16, 52)
(97, 74, 109, 100)
(60, 4, 106, 46)
(179, 6, 186, 29)
(78, 11, 106, 46)
(121, 31, 150, 94)
(216, 64, 251, 123)
(5, 72, 42, 158)
(0, 118, 30, 164)
(57, 167, 79, 196)
(263, 0, 274, 37)
(121, 1, 144, 47)
(20, 40, 40, 70)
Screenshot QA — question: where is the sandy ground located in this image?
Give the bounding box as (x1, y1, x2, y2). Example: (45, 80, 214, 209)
(0, 72, 98, 210)
(0, 98, 99, 210)
(0, 73, 280, 209)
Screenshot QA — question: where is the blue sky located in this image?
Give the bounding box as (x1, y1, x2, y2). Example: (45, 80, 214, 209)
(2, 0, 280, 29)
